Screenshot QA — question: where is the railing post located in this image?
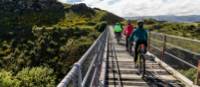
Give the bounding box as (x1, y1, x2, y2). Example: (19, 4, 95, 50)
(195, 60, 200, 85)
(161, 35, 167, 60)
(74, 63, 82, 87)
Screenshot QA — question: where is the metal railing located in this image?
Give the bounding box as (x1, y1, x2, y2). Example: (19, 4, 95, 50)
(57, 28, 110, 87)
(149, 31, 200, 85)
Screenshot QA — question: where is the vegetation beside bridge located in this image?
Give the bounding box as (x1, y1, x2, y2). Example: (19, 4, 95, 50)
(0, 1, 122, 86)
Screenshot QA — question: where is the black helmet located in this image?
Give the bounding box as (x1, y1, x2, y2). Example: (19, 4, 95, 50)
(137, 19, 144, 23)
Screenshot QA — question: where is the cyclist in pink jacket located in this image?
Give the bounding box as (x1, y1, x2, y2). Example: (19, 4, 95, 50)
(123, 20, 134, 51)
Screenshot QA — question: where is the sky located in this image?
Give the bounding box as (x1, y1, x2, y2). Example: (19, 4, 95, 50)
(58, 0, 200, 17)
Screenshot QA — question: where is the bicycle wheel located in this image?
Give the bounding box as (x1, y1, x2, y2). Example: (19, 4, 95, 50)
(138, 53, 142, 75)
(117, 38, 120, 43)
(140, 54, 146, 77)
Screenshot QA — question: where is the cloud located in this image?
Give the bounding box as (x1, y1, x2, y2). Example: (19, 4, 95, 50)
(58, 0, 200, 17)
(58, 0, 82, 3)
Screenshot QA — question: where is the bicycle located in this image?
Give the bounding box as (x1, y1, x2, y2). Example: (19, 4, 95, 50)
(115, 32, 121, 43)
(135, 44, 147, 77)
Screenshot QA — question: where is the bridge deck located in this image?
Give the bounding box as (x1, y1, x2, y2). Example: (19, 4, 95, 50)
(100, 27, 184, 87)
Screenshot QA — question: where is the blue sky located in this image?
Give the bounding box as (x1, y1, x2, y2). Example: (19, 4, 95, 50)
(58, 0, 200, 17)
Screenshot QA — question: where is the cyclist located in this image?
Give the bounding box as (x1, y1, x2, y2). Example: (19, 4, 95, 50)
(129, 20, 148, 66)
(123, 20, 134, 51)
(114, 22, 123, 43)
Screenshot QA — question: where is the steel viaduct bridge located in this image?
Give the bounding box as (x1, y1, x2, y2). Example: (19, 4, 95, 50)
(57, 26, 200, 87)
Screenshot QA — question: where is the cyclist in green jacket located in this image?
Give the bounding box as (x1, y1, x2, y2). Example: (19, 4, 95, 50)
(114, 22, 123, 43)
(129, 20, 148, 64)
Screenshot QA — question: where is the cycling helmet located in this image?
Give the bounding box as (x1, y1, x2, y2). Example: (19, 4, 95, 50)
(137, 19, 144, 23)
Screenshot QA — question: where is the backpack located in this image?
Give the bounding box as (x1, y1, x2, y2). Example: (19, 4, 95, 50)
(114, 24, 123, 32)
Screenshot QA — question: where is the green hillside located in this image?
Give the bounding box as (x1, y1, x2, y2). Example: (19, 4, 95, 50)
(145, 19, 200, 39)
(0, 0, 65, 30)
(0, 1, 123, 86)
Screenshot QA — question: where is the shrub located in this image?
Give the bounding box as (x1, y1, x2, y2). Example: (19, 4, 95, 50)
(0, 70, 20, 87)
(179, 68, 197, 81)
(87, 22, 97, 26)
(16, 67, 56, 87)
(95, 21, 107, 32)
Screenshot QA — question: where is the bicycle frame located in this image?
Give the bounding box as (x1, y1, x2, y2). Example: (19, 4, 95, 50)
(139, 44, 146, 54)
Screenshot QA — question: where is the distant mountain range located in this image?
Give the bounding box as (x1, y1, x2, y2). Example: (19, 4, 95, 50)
(126, 15, 200, 22)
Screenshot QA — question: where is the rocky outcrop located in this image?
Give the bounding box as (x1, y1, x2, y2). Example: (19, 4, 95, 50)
(71, 3, 95, 14)
(0, 0, 65, 29)
(65, 3, 95, 17)
(0, 0, 63, 13)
